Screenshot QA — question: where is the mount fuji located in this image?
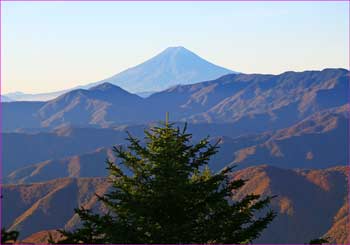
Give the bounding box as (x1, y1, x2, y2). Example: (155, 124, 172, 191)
(5, 47, 235, 101)
(88, 46, 235, 93)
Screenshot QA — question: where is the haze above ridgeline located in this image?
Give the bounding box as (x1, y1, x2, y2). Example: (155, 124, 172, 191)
(4, 46, 235, 101)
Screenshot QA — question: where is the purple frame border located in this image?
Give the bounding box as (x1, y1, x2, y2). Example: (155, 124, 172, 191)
(0, 0, 349, 1)
(0, 1, 349, 245)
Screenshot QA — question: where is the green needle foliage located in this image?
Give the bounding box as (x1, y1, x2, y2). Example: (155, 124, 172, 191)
(309, 237, 330, 244)
(1, 228, 19, 244)
(57, 122, 276, 243)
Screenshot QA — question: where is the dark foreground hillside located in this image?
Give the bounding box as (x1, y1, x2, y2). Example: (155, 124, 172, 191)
(2, 165, 348, 244)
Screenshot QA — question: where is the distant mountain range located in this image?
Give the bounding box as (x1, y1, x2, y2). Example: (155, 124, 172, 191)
(3, 122, 265, 176)
(3, 47, 234, 101)
(3, 91, 67, 102)
(2, 63, 349, 244)
(3, 68, 348, 132)
(1, 95, 13, 102)
(4, 104, 348, 180)
(3, 165, 348, 244)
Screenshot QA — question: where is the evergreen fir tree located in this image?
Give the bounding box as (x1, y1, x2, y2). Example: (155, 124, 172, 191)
(57, 122, 276, 243)
(1, 228, 19, 244)
(309, 237, 330, 244)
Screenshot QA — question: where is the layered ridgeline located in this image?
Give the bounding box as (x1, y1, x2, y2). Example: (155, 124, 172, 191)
(2, 165, 348, 244)
(4, 104, 348, 181)
(2, 67, 348, 244)
(3, 47, 234, 101)
(3, 68, 348, 132)
(3, 122, 265, 175)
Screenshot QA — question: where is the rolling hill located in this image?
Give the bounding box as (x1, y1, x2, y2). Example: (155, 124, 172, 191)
(2, 126, 129, 175)
(231, 165, 349, 244)
(5, 148, 114, 184)
(3, 122, 255, 175)
(37, 82, 144, 128)
(2, 177, 110, 239)
(232, 104, 349, 169)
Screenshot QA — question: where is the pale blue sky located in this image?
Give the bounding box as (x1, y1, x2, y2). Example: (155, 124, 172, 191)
(2, 2, 349, 93)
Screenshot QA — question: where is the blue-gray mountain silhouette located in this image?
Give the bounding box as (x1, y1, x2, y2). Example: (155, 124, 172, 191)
(2, 68, 348, 132)
(1, 95, 13, 102)
(86, 46, 234, 92)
